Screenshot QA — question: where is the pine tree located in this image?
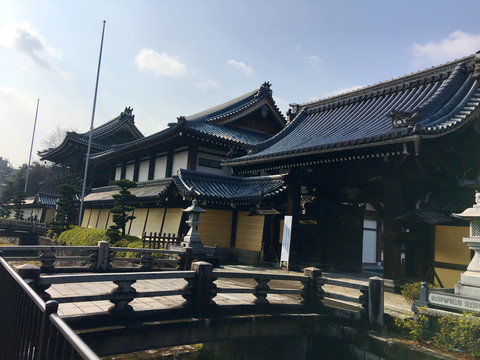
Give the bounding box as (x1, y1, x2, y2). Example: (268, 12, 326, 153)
(12, 191, 26, 220)
(51, 184, 77, 235)
(107, 179, 137, 241)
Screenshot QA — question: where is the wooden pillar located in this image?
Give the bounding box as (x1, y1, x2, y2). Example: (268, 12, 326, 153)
(165, 149, 174, 178)
(187, 144, 198, 171)
(230, 209, 238, 249)
(133, 159, 140, 182)
(382, 177, 403, 289)
(120, 160, 126, 180)
(148, 153, 155, 180)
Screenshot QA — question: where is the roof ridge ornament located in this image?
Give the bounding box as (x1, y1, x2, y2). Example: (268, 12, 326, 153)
(474, 51, 480, 79)
(257, 82, 272, 97)
(387, 109, 420, 128)
(121, 107, 133, 117)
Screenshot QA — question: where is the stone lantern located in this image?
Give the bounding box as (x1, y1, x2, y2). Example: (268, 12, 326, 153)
(181, 199, 206, 250)
(452, 192, 480, 298)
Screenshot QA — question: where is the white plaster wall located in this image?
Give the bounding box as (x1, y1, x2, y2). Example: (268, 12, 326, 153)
(138, 160, 149, 182)
(115, 165, 122, 180)
(125, 163, 135, 180)
(154, 156, 167, 179)
(172, 151, 188, 174)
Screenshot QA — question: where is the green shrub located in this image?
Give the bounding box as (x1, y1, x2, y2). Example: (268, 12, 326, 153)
(57, 227, 109, 246)
(0, 238, 13, 246)
(394, 309, 431, 341)
(435, 313, 480, 357)
(400, 282, 436, 304)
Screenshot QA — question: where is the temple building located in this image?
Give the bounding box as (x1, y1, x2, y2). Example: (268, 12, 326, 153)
(225, 52, 480, 288)
(39, 53, 480, 287)
(72, 83, 288, 264)
(38, 107, 144, 187)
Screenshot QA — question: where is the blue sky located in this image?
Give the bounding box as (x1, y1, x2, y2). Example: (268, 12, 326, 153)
(1, 0, 480, 167)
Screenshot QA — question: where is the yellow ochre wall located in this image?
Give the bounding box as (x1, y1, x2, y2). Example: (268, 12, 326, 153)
(128, 208, 148, 238)
(144, 208, 165, 234)
(81, 209, 92, 228)
(44, 208, 56, 223)
(198, 209, 232, 248)
(434, 225, 470, 288)
(235, 211, 264, 252)
(82, 207, 266, 254)
(161, 208, 183, 235)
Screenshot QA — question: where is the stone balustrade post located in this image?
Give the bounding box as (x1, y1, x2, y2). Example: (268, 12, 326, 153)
(15, 263, 40, 288)
(368, 276, 384, 327)
(96, 241, 110, 271)
(141, 252, 153, 270)
(109, 279, 137, 312)
(254, 277, 270, 304)
(191, 261, 216, 313)
(184, 247, 193, 270)
(40, 248, 55, 272)
(302, 267, 324, 312)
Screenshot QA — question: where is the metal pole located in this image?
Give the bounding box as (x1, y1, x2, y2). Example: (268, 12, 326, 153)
(24, 99, 40, 193)
(78, 20, 106, 227)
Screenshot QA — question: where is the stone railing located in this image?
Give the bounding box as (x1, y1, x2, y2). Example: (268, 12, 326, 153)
(13, 260, 384, 327)
(0, 241, 192, 272)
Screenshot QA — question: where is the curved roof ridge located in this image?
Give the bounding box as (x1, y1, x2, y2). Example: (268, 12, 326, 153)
(184, 82, 273, 123)
(297, 53, 477, 110)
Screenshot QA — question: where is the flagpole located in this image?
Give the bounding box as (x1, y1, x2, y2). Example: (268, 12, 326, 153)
(24, 99, 40, 193)
(78, 20, 106, 227)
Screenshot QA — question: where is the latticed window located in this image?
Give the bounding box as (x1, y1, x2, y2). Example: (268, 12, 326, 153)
(471, 219, 480, 237)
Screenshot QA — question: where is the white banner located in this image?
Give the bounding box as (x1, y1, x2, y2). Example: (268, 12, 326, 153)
(280, 215, 292, 266)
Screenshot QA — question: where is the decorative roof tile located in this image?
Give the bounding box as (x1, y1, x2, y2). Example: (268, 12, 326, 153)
(172, 169, 286, 204)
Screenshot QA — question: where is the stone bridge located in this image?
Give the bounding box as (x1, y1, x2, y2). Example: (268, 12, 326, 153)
(1, 245, 385, 359)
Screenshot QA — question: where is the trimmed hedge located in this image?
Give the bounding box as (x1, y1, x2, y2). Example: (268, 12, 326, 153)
(56, 227, 142, 247)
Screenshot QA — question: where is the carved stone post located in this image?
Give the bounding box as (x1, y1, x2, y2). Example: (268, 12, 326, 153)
(302, 267, 324, 312)
(40, 248, 55, 272)
(96, 241, 110, 271)
(109, 279, 137, 312)
(368, 276, 384, 327)
(191, 261, 216, 313)
(141, 252, 153, 270)
(254, 277, 270, 304)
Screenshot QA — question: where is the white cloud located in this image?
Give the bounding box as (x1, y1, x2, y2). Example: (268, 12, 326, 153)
(134, 48, 189, 77)
(412, 31, 480, 66)
(227, 59, 254, 76)
(0, 21, 62, 73)
(304, 54, 321, 68)
(194, 79, 220, 92)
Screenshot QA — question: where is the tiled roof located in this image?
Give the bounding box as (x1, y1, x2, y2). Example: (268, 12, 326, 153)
(226, 53, 480, 168)
(172, 169, 287, 204)
(186, 122, 270, 144)
(36, 193, 60, 207)
(84, 179, 172, 204)
(23, 193, 59, 207)
(89, 83, 284, 162)
(38, 107, 143, 160)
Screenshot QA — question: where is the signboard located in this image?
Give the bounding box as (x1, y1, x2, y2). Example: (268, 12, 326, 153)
(280, 215, 292, 268)
(428, 292, 480, 313)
